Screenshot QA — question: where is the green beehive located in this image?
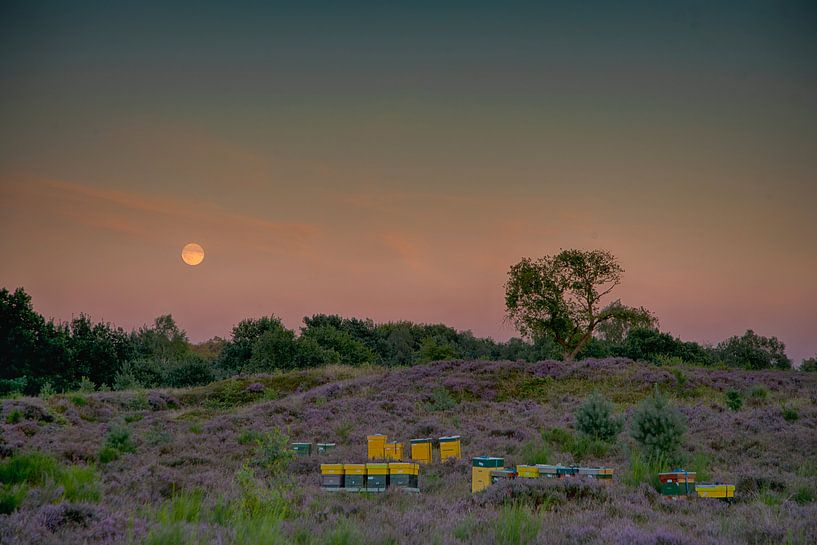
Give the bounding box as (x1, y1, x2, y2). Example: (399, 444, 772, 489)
(292, 443, 312, 456)
(557, 465, 578, 477)
(472, 456, 504, 468)
(365, 463, 389, 491)
(317, 443, 336, 454)
(660, 482, 696, 496)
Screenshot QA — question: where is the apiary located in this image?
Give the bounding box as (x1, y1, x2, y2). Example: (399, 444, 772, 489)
(320, 464, 344, 489)
(516, 465, 540, 478)
(292, 443, 312, 456)
(367, 435, 387, 460)
(389, 462, 419, 490)
(439, 435, 462, 460)
(365, 463, 389, 491)
(472, 456, 504, 493)
(410, 438, 433, 464)
(343, 464, 366, 490)
(695, 483, 735, 500)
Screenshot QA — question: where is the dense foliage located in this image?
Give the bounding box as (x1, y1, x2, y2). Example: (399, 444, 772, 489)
(0, 286, 802, 396)
(629, 386, 686, 462)
(574, 391, 623, 443)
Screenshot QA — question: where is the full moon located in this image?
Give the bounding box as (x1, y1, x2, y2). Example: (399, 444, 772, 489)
(181, 243, 205, 266)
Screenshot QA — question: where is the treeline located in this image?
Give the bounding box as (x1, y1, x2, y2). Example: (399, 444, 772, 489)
(0, 287, 809, 396)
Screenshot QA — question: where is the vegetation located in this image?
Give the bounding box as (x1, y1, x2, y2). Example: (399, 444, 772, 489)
(574, 391, 623, 443)
(629, 386, 686, 462)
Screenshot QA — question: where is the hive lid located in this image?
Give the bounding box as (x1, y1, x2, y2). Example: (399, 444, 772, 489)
(410, 438, 432, 443)
(439, 435, 461, 442)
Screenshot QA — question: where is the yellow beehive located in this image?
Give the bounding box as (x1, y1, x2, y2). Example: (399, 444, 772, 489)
(384, 442, 404, 460)
(320, 464, 344, 475)
(696, 484, 735, 499)
(471, 467, 494, 493)
(516, 465, 539, 478)
(410, 438, 433, 464)
(439, 436, 462, 460)
(367, 434, 387, 460)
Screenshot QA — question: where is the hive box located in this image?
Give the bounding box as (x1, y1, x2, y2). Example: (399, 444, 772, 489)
(557, 466, 578, 477)
(317, 443, 336, 455)
(659, 470, 696, 484)
(410, 438, 433, 464)
(439, 436, 462, 460)
(490, 468, 517, 484)
(384, 442, 404, 461)
(389, 462, 419, 490)
(472, 457, 504, 493)
(365, 463, 389, 491)
(516, 465, 539, 479)
(367, 435, 387, 460)
(292, 443, 312, 456)
(535, 465, 560, 478)
(343, 464, 366, 490)
(695, 483, 734, 499)
(577, 467, 614, 482)
(320, 464, 344, 489)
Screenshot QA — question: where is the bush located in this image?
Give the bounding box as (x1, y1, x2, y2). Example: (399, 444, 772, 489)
(801, 357, 817, 372)
(100, 425, 136, 463)
(575, 391, 623, 443)
(58, 464, 101, 502)
(38, 381, 56, 400)
(725, 389, 743, 411)
(782, 406, 799, 422)
(6, 409, 23, 424)
(426, 386, 456, 412)
(98, 447, 120, 464)
(0, 377, 28, 397)
(714, 329, 792, 370)
(253, 429, 294, 475)
(629, 386, 686, 462)
(77, 376, 96, 393)
(0, 452, 61, 485)
(166, 357, 215, 388)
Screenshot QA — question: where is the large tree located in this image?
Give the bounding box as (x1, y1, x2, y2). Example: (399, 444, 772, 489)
(504, 249, 651, 361)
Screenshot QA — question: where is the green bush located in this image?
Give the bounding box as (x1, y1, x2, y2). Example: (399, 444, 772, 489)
(748, 383, 769, 399)
(426, 386, 456, 412)
(78, 376, 96, 393)
(38, 381, 56, 400)
(98, 446, 120, 464)
(725, 389, 743, 411)
(166, 358, 215, 388)
(574, 391, 623, 442)
(0, 377, 28, 397)
(782, 406, 799, 422)
(6, 409, 23, 424)
(253, 429, 294, 475)
(629, 386, 686, 462)
(105, 425, 136, 453)
(0, 451, 61, 485)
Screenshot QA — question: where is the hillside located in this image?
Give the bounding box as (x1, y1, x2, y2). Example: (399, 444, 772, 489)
(1, 359, 816, 545)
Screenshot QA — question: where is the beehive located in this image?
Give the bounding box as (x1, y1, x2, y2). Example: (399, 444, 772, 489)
(578, 467, 614, 482)
(695, 483, 735, 500)
(516, 465, 539, 479)
(320, 464, 344, 488)
(439, 435, 462, 460)
(292, 443, 312, 456)
(658, 470, 696, 484)
(490, 468, 517, 484)
(389, 462, 419, 489)
(367, 435, 387, 460)
(410, 438, 433, 464)
(384, 442, 404, 461)
(535, 464, 560, 478)
(317, 443, 336, 455)
(557, 465, 578, 477)
(659, 469, 697, 497)
(343, 464, 366, 489)
(472, 456, 503, 493)
(365, 463, 389, 491)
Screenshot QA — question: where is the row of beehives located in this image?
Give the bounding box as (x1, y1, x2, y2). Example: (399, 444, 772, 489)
(367, 434, 461, 463)
(471, 457, 614, 493)
(471, 461, 735, 501)
(291, 442, 336, 456)
(658, 470, 735, 500)
(320, 462, 420, 492)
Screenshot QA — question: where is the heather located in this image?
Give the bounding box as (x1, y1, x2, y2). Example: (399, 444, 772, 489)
(0, 358, 815, 544)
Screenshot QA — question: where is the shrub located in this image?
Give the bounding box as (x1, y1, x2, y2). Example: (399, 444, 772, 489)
(748, 383, 769, 399)
(426, 386, 456, 412)
(0, 377, 28, 397)
(78, 376, 96, 393)
(253, 429, 294, 475)
(493, 503, 541, 545)
(113, 369, 141, 391)
(575, 391, 623, 442)
(99, 425, 136, 463)
(98, 447, 120, 464)
(38, 381, 56, 400)
(6, 409, 23, 424)
(782, 406, 799, 422)
(629, 386, 686, 462)
(801, 356, 817, 372)
(725, 389, 743, 411)
(166, 358, 215, 388)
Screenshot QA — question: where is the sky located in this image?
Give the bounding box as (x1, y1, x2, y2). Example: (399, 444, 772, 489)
(1, 1, 816, 362)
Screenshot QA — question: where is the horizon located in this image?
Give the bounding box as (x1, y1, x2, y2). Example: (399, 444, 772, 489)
(2, 1, 816, 363)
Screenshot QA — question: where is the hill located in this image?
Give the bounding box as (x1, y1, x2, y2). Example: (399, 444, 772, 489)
(1, 359, 816, 544)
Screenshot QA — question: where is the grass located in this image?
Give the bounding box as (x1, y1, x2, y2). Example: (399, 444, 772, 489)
(540, 427, 610, 463)
(622, 451, 669, 490)
(0, 483, 28, 515)
(492, 504, 541, 545)
(0, 451, 61, 485)
(6, 408, 23, 424)
(0, 452, 101, 511)
(58, 464, 102, 502)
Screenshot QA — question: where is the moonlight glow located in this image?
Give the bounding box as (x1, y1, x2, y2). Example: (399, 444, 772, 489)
(181, 243, 204, 266)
